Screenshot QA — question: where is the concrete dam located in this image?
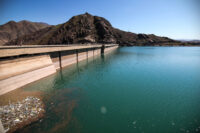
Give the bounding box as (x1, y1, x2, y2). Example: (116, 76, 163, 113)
(0, 44, 118, 95)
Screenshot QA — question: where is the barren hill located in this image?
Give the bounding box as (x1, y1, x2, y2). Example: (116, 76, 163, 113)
(6, 13, 189, 46)
(0, 20, 49, 45)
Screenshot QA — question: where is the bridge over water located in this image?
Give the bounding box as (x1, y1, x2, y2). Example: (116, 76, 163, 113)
(0, 44, 118, 95)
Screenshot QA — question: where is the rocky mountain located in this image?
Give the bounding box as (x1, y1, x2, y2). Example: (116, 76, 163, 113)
(5, 13, 191, 46)
(0, 20, 50, 45)
(178, 39, 200, 45)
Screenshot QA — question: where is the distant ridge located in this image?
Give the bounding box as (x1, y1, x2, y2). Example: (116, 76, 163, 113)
(4, 13, 197, 46)
(176, 39, 200, 45)
(0, 20, 50, 45)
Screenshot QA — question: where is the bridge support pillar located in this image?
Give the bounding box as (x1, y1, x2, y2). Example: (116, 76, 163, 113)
(58, 51, 62, 69)
(76, 50, 78, 63)
(86, 49, 88, 59)
(101, 45, 105, 54)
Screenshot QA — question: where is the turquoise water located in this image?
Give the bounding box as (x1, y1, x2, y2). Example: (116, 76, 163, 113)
(18, 47, 200, 133)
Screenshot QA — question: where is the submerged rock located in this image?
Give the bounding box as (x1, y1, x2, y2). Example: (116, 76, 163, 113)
(0, 96, 45, 133)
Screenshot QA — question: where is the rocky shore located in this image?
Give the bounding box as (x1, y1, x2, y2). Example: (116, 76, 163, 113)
(0, 96, 45, 133)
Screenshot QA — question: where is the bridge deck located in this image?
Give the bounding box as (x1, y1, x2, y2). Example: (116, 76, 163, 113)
(0, 44, 118, 58)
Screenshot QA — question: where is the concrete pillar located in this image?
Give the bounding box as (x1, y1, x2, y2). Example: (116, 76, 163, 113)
(76, 50, 78, 62)
(101, 45, 105, 54)
(86, 49, 88, 59)
(58, 52, 62, 69)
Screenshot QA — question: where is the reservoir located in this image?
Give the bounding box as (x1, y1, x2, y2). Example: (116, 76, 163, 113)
(13, 47, 200, 133)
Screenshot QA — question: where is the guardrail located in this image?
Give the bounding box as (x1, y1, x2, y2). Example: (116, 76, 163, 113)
(0, 44, 118, 58)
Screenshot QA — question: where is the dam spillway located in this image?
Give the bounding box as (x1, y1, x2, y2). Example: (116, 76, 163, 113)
(0, 44, 118, 95)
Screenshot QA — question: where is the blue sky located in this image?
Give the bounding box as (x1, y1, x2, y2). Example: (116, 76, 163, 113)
(0, 0, 199, 40)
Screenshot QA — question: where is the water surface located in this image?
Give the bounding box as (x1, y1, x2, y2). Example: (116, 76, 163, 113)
(18, 47, 200, 133)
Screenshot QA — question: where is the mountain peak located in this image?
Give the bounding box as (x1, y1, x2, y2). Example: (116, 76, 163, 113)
(5, 13, 178, 46)
(6, 20, 17, 25)
(19, 20, 30, 22)
(84, 12, 91, 16)
(0, 20, 50, 45)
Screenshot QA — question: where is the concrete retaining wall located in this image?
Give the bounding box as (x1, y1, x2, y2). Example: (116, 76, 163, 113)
(0, 55, 54, 80)
(0, 55, 56, 95)
(0, 45, 118, 95)
(51, 48, 102, 69)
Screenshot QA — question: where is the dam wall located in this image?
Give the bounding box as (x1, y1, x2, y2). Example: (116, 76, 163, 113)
(51, 48, 101, 70)
(0, 44, 118, 95)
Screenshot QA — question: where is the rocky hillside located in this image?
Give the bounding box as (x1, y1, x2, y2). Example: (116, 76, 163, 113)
(0, 20, 49, 45)
(6, 13, 188, 46)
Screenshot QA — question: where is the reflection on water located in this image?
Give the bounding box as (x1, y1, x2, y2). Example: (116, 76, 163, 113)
(14, 47, 200, 133)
